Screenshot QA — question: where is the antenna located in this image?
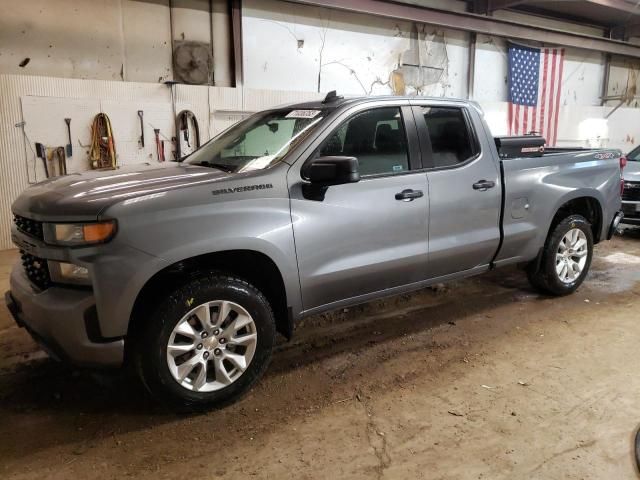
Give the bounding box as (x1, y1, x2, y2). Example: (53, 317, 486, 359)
(322, 90, 343, 104)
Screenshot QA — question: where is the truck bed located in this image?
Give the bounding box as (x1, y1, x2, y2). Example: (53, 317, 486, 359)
(495, 147, 622, 265)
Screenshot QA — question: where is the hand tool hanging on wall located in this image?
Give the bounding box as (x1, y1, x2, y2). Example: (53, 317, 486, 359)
(64, 118, 73, 157)
(89, 113, 116, 169)
(176, 110, 200, 160)
(137, 110, 145, 148)
(154, 129, 165, 162)
(35, 142, 49, 178)
(49, 146, 67, 176)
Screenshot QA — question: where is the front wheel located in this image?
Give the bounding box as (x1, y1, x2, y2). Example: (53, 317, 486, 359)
(133, 273, 276, 410)
(527, 215, 593, 296)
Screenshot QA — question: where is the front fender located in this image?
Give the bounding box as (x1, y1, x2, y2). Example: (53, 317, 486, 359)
(93, 185, 300, 338)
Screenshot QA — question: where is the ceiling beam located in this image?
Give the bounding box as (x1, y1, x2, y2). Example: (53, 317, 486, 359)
(480, 0, 532, 15)
(284, 0, 640, 58)
(582, 0, 640, 15)
(513, 4, 615, 28)
(612, 20, 640, 39)
(514, 0, 640, 14)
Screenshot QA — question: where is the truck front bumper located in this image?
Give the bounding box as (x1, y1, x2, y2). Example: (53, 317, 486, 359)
(5, 264, 124, 367)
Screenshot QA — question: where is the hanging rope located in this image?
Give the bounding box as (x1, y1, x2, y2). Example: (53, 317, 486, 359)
(176, 110, 200, 160)
(89, 113, 116, 169)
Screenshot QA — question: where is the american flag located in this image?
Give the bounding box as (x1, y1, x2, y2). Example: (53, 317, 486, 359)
(508, 43, 565, 146)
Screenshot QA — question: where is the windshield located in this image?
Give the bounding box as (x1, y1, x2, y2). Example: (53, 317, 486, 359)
(629, 146, 640, 162)
(185, 108, 328, 172)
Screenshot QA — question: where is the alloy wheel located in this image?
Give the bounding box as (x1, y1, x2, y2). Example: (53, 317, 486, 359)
(166, 300, 258, 392)
(555, 228, 588, 284)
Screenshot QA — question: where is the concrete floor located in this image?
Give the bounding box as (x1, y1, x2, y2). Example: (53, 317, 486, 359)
(1, 232, 640, 479)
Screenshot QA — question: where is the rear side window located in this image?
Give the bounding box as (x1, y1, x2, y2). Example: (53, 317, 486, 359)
(318, 107, 409, 176)
(422, 107, 477, 167)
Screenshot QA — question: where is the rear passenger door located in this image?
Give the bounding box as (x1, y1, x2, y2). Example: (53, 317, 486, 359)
(289, 103, 430, 311)
(413, 103, 502, 278)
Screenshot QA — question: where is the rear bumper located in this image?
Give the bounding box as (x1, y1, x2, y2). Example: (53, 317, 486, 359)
(6, 264, 124, 367)
(622, 201, 640, 225)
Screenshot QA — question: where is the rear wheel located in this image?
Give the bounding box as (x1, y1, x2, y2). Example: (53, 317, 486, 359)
(133, 273, 276, 410)
(527, 215, 593, 296)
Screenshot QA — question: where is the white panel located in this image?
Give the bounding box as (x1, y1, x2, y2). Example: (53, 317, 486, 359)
(555, 105, 610, 147)
(100, 100, 177, 165)
(607, 108, 640, 151)
(478, 101, 509, 136)
(175, 84, 211, 140)
(561, 49, 604, 107)
(209, 86, 244, 136)
(122, 0, 173, 83)
(20, 96, 100, 182)
(243, 88, 323, 111)
(0, 0, 125, 80)
(242, 0, 467, 97)
(474, 35, 508, 102)
(478, 100, 640, 151)
(0, 0, 173, 83)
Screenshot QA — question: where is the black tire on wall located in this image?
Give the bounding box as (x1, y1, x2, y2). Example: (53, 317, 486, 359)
(133, 272, 276, 411)
(527, 215, 594, 296)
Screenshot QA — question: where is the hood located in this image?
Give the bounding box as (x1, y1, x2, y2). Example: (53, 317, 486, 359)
(12, 163, 232, 221)
(624, 161, 640, 182)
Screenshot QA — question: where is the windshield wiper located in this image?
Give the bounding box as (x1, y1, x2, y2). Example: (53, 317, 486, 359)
(199, 161, 234, 173)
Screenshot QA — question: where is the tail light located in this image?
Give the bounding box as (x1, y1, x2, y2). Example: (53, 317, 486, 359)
(620, 156, 628, 170)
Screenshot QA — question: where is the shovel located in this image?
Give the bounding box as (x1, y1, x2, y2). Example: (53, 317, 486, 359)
(64, 118, 72, 157)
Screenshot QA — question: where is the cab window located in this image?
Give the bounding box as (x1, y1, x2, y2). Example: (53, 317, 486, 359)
(318, 107, 409, 176)
(421, 107, 477, 167)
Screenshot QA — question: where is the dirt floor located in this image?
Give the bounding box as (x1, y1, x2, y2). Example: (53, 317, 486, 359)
(2, 232, 640, 479)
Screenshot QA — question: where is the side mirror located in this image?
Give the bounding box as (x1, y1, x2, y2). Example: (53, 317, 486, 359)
(305, 156, 360, 186)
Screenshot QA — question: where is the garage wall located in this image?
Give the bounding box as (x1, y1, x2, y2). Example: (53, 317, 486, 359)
(0, 0, 173, 82)
(606, 56, 640, 113)
(0, 73, 321, 250)
(243, 0, 470, 98)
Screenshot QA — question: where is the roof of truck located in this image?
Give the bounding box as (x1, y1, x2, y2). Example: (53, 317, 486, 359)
(280, 94, 475, 111)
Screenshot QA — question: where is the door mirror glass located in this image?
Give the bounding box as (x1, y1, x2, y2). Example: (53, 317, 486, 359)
(306, 156, 360, 186)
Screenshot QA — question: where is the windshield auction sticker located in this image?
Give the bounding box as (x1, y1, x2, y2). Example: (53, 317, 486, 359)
(286, 110, 321, 119)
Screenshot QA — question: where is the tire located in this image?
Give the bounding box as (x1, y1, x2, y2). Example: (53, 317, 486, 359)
(133, 272, 276, 411)
(527, 214, 593, 296)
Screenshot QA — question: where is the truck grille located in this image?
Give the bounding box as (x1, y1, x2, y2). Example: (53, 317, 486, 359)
(20, 251, 51, 290)
(13, 215, 44, 240)
(623, 181, 640, 202)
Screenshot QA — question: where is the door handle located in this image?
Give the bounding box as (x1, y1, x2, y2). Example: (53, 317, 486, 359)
(395, 189, 424, 201)
(472, 180, 496, 191)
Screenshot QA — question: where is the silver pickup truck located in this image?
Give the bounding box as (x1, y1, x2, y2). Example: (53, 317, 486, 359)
(6, 94, 624, 409)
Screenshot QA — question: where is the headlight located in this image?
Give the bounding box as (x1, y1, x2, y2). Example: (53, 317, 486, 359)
(43, 220, 116, 246)
(48, 261, 91, 286)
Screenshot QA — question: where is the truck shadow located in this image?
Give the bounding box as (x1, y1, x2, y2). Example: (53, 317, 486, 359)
(0, 266, 542, 462)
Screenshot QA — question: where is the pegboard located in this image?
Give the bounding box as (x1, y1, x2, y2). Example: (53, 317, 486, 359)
(20, 96, 100, 182)
(20, 96, 199, 182)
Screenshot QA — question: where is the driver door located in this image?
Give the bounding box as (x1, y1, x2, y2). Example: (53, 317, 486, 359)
(288, 104, 430, 312)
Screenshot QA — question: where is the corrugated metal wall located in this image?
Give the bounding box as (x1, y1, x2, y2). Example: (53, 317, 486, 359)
(0, 74, 322, 250)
